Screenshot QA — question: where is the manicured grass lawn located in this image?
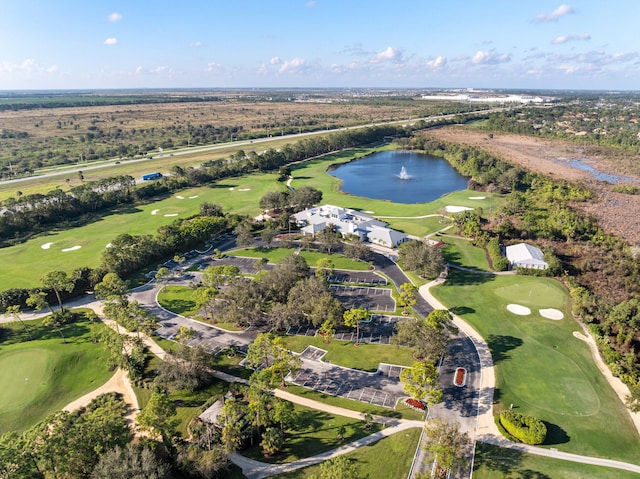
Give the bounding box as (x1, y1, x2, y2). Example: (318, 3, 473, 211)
(0, 312, 113, 434)
(231, 247, 371, 271)
(272, 428, 421, 478)
(157, 285, 199, 316)
(285, 385, 425, 421)
(432, 270, 640, 463)
(473, 442, 640, 479)
(155, 286, 245, 331)
(282, 335, 415, 371)
(384, 215, 449, 237)
(243, 402, 383, 464)
(440, 235, 491, 271)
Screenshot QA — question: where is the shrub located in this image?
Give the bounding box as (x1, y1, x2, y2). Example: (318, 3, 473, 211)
(487, 237, 508, 271)
(499, 410, 546, 445)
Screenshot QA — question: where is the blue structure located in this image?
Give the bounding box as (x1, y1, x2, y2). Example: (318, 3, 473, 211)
(142, 172, 163, 181)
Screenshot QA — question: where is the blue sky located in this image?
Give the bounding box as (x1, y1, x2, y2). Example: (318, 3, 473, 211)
(1, 1, 639, 90)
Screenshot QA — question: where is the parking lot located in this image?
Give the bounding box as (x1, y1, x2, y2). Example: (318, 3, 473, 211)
(287, 314, 401, 345)
(328, 284, 396, 312)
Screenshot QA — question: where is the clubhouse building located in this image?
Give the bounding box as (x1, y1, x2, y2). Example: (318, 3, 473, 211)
(293, 204, 408, 249)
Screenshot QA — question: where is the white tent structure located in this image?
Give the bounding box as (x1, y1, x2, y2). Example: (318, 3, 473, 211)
(505, 243, 548, 270)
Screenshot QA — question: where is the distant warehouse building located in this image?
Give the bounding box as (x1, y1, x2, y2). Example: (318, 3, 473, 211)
(505, 243, 548, 270)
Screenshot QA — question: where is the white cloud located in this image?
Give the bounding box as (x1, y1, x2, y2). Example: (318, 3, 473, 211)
(369, 46, 403, 64)
(278, 57, 306, 74)
(151, 66, 168, 73)
(427, 56, 447, 69)
(552, 33, 590, 44)
(135, 66, 143, 75)
(108, 12, 122, 22)
(0, 58, 57, 75)
(206, 62, 222, 72)
(270, 57, 281, 65)
(471, 50, 511, 65)
(307, 1, 317, 7)
(104, 37, 118, 45)
(190, 41, 203, 48)
(536, 4, 575, 22)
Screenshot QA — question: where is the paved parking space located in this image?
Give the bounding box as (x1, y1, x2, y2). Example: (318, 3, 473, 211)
(327, 270, 387, 285)
(287, 314, 401, 345)
(329, 284, 395, 312)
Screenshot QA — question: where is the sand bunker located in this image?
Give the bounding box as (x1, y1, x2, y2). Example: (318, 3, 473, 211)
(164, 213, 178, 217)
(539, 308, 564, 320)
(62, 245, 82, 252)
(238, 188, 251, 191)
(189, 195, 199, 199)
(229, 187, 235, 191)
(176, 195, 185, 199)
(151, 209, 159, 215)
(105, 243, 113, 248)
(573, 331, 590, 342)
(41, 242, 53, 250)
(363, 210, 375, 214)
(507, 304, 531, 315)
(469, 196, 486, 200)
(446, 205, 474, 213)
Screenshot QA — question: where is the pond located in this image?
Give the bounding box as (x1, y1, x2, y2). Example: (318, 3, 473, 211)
(328, 151, 469, 204)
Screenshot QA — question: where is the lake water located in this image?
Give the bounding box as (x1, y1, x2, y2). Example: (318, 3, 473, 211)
(328, 151, 469, 203)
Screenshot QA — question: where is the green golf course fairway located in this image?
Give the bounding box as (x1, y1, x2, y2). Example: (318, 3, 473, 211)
(0, 175, 281, 290)
(432, 270, 640, 463)
(0, 349, 51, 413)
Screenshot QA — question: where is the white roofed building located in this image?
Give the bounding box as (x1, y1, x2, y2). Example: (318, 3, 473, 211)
(505, 243, 548, 270)
(293, 204, 408, 248)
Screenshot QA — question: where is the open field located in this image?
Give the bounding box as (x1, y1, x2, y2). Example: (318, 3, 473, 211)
(282, 335, 415, 371)
(432, 270, 640, 463)
(473, 442, 640, 479)
(272, 428, 421, 478)
(0, 312, 113, 434)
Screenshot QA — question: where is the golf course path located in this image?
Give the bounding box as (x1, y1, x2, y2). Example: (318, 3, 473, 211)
(62, 368, 139, 421)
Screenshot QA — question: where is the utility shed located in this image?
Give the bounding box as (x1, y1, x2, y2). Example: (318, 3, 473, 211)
(505, 243, 548, 270)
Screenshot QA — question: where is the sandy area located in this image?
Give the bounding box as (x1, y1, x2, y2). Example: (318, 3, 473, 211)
(151, 209, 159, 215)
(105, 243, 113, 248)
(62, 245, 81, 252)
(539, 308, 564, 320)
(426, 127, 640, 244)
(164, 213, 178, 217)
(446, 205, 474, 213)
(176, 195, 185, 199)
(506, 304, 531, 315)
(41, 242, 53, 249)
(189, 195, 199, 199)
(238, 188, 251, 191)
(469, 196, 486, 200)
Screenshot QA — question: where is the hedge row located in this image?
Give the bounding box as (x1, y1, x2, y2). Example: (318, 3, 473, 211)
(499, 410, 547, 445)
(487, 237, 509, 271)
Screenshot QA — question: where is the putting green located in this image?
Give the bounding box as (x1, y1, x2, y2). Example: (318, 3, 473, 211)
(493, 281, 565, 309)
(501, 345, 600, 416)
(0, 349, 52, 413)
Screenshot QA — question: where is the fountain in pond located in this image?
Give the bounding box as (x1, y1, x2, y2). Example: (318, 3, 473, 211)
(398, 166, 412, 180)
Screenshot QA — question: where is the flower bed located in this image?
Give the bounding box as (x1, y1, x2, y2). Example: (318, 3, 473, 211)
(454, 367, 467, 387)
(404, 398, 426, 411)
